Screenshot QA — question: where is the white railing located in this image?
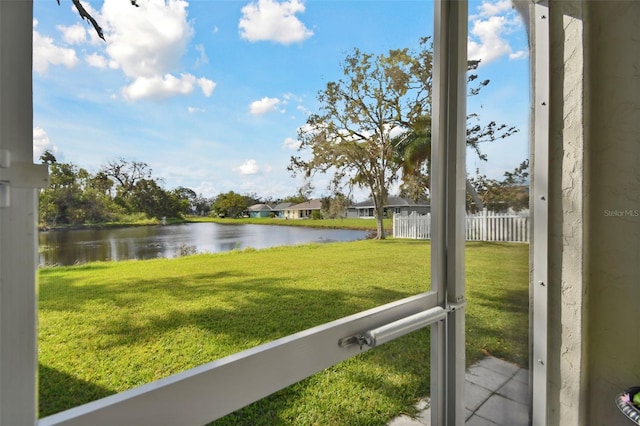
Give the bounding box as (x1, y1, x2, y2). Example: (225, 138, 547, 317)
(393, 209, 529, 242)
(38, 292, 439, 426)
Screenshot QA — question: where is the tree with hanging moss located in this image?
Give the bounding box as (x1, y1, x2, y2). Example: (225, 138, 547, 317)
(393, 59, 518, 201)
(289, 39, 517, 239)
(289, 38, 433, 239)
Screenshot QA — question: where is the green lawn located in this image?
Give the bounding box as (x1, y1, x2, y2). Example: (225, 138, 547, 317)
(38, 239, 528, 424)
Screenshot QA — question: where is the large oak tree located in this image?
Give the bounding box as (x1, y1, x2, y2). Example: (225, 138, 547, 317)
(290, 40, 518, 239)
(289, 39, 433, 239)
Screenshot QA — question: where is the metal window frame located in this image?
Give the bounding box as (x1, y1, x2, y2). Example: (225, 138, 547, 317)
(39, 292, 440, 426)
(0, 1, 469, 425)
(0, 2, 41, 424)
(532, 1, 549, 425)
(430, 0, 467, 424)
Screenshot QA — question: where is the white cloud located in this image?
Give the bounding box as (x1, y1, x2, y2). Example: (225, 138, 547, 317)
(282, 92, 303, 103)
(58, 24, 87, 45)
(249, 97, 281, 115)
(33, 127, 58, 162)
(468, 0, 527, 65)
(79, 0, 216, 101)
(239, 0, 313, 45)
(33, 19, 79, 74)
(509, 50, 528, 60)
(233, 159, 261, 175)
(35, 2, 216, 101)
(197, 78, 216, 97)
(86, 53, 108, 69)
(188, 106, 205, 113)
(102, 0, 193, 78)
(476, 0, 513, 18)
(282, 137, 300, 150)
(122, 73, 216, 101)
(468, 16, 511, 63)
(194, 44, 208, 67)
(296, 104, 310, 116)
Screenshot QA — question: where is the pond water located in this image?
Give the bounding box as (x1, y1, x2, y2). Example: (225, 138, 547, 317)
(38, 223, 370, 266)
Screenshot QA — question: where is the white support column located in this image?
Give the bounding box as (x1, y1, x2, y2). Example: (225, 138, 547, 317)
(0, 1, 40, 425)
(430, 0, 467, 425)
(531, 1, 549, 425)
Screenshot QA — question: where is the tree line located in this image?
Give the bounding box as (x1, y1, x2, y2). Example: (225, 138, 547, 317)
(37, 152, 344, 227)
(38, 153, 202, 227)
(38, 148, 527, 229)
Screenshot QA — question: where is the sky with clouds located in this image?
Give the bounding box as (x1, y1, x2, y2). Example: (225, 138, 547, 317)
(33, 0, 529, 200)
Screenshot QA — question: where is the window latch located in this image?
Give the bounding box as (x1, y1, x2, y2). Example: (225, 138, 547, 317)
(338, 306, 447, 350)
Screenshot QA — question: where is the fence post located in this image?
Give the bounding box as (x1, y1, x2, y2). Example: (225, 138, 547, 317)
(393, 214, 397, 238)
(482, 208, 488, 241)
(390, 210, 529, 242)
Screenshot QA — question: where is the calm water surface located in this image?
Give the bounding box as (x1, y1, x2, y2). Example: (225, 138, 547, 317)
(39, 223, 369, 266)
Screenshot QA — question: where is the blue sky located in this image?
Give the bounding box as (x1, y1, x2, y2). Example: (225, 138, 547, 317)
(33, 0, 529, 201)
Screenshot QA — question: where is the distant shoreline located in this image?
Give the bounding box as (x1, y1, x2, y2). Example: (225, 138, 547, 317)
(40, 216, 392, 234)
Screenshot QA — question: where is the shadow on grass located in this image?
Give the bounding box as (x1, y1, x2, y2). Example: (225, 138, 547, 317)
(39, 269, 251, 312)
(39, 363, 115, 418)
(41, 271, 414, 349)
(466, 285, 529, 366)
(211, 329, 432, 426)
(39, 260, 418, 417)
(38, 240, 529, 424)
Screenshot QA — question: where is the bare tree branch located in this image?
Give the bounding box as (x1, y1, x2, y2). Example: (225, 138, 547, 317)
(61, 0, 139, 41)
(69, 0, 104, 40)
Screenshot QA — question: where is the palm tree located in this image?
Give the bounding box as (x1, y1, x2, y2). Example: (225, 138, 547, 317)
(393, 115, 432, 201)
(394, 60, 519, 208)
(394, 114, 493, 211)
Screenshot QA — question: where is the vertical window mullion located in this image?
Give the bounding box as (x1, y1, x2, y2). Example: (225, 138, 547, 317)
(0, 1, 38, 425)
(430, 0, 467, 424)
(532, 1, 549, 424)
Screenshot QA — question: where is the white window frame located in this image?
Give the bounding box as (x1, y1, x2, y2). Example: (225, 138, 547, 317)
(0, 1, 471, 425)
(531, 1, 549, 424)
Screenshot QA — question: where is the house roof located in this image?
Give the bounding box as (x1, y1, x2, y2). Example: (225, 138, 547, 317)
(247, 203, 272, 212)
(287, 199, 322, 210)
(272, 202, 295, 211)
(350, 196, 429, 208)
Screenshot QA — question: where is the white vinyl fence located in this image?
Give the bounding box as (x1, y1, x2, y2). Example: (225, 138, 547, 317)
(393, 209, 529, 242)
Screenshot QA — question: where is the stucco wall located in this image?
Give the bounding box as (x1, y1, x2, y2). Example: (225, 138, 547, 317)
(546, 1, 589, 424)
(539, 1, 640, 425)
(585, 1, 640, 424)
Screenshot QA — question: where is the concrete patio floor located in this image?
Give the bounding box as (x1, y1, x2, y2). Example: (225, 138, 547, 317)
(388, 356, 529, 426)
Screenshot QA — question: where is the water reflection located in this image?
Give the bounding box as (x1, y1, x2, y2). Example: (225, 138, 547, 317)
(39, 223, 369, 266)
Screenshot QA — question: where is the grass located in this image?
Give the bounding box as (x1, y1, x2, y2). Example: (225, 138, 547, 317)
(38, 239, 529, 424)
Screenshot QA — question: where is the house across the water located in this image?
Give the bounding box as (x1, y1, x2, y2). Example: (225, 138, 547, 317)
(346, 196, 430, 219)
(246, 203, 273, 218)
(272, 202, 295, 218)
(246, 200, 322, 219)
(283, 199, 322, 219)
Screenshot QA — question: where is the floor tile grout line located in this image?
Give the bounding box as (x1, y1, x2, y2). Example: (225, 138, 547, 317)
(495, 367, 530, 405)
(466, 365, 523, 421)
(388, 358, 530, 425)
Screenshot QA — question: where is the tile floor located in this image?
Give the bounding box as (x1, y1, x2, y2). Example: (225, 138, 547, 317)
(388, 356, 529, 426)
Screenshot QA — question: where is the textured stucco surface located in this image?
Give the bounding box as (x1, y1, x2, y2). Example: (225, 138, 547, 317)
(537, 1, 640, 425)
(546, 2, 588, 425)
(586, 1, 640, 424)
